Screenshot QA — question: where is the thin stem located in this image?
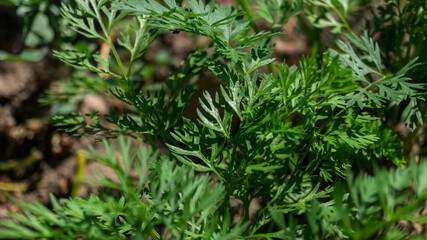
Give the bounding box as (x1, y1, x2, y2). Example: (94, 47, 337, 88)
(211, 166, 224, 181)
(331, 6, 354, 37)
(71, 151, 86, 198)
(315, 108, 346, 136)
(236, 0, 280, 77)
(127, 16, 148, 78)
(236, 0, 259, 32)
(297, 15, 321, 57)
(242, 195, 251, 223)
(109, 42, 129, 81)
(94, 4, 129, 81)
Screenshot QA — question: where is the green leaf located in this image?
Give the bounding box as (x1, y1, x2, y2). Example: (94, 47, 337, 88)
(0, 47, 49, 62)
(197, 91, 229, 137)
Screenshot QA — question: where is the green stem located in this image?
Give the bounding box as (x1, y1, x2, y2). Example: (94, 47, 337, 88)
(71, 151, 86, 198)
(297, 15, 321, 57)
(127, 16, 148, 78)
(109, 42, 129, 81)
(242, 196, 251, 223)
(236, 0, 280, 77)
(94, 5, 129, 81)
(331, 6, 354, 37)
(315, 108, 346, 136)
(236, 0, 259, 32)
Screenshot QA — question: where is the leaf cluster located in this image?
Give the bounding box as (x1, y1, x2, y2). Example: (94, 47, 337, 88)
(0, 137, 246, 239)
(1, 0, 426, 239)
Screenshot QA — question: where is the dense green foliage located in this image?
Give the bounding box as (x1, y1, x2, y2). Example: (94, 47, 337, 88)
(1, 0, 426, 239)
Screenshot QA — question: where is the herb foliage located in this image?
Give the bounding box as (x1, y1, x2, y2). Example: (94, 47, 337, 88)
(1, 0, 426, 239)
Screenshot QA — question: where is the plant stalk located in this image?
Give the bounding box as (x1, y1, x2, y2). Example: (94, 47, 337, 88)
(236, 0, 259, 32)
